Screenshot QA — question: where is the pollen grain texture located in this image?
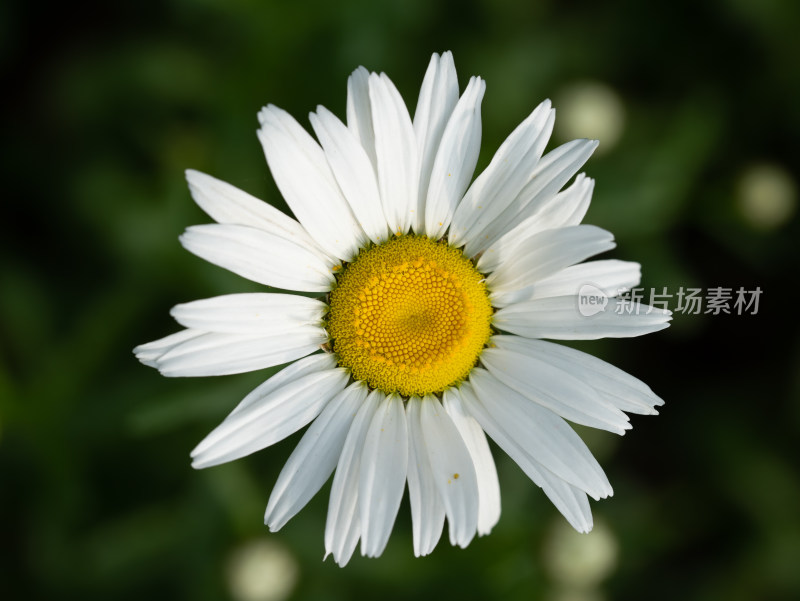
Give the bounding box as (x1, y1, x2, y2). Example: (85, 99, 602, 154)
(327, 236, 492, 397)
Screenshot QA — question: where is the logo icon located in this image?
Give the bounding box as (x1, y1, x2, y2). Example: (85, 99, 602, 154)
(577, 283, 608, 317)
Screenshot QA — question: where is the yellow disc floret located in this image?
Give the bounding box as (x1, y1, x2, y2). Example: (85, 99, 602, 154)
(327, 235, 492, 397)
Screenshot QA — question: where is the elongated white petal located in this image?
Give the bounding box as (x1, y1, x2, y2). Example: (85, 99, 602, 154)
(462, 138, 599, 257)
(512, 139, 599, 219)
(170, 293, 326, 335)
(425, 76, 485, 239)
(257, 105, 366, 261)
(184, 170, 330, 261)
(406, 397, 446, 557)
(459, 381, 593, 532)
(442, 389, 501, 535)
(325, 390, 383, 566)
(153, 326, 326, 378)
(488, 259, 640, 308)
(469, 369, 612, 500)
(492, 335, 664, 415)
(180, 224, 334, 292)
(265, 382, 369, 531)
(359, 394, 408, 557)
(529, 260, 641, 301)
(191, 361, 349, 468)
(419, 395, 479, 548)
(227, 353, 337, 418)
(310, 106, 389, 244)
(369, 72, 420, 235)
(346, 66, 377, 169)
(485, 225, 616, 306)
(477, 174, 594, 273)
(530, 171, 594, 229)
(415, 51, 459, 234)
(481, 346, 631, 434)
(531, 462, 594, 534)
(414, 51, 459, 161)
(449, 100, 554, 248)
(134, 329, 205, 367)
(494, 296, 672, 340)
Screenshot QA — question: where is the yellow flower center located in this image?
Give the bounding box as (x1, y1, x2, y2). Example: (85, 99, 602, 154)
(327, 235, 492, 397)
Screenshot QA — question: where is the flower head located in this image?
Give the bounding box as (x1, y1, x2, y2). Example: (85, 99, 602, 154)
(135, 52, 671, 566)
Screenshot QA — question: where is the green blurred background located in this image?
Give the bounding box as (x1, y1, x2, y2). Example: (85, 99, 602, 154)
(2, 0, 799, 599)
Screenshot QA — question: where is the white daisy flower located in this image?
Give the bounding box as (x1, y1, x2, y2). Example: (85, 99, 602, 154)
(135, 52, 671, 566)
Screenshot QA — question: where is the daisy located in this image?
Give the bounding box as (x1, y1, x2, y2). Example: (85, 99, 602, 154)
(135, 51, 671, 566)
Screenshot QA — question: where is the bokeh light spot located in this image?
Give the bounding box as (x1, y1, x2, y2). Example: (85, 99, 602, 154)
(556, 82, 626, 154)
(226, 539, 299, 601)
(737, 162, 797, 230)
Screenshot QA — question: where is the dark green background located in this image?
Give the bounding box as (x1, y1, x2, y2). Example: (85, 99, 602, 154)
(2, 0, 799, 600)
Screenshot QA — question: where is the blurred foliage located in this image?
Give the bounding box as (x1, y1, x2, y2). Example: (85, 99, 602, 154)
(2, 0, 799, 600)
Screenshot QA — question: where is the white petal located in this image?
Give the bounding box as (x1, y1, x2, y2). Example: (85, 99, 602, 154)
(346, 66, 377, 169)
(369, 72, 420, 235)
(481, 346, 631, 435)
(414, 52, 458, 159)
(152, 326, 327, 378)
(459, 381, 593, 532)
(180, 224, 334, 292)
(485, 225, 616, 306)
(442, 389, 501, 536)
(184, 169, 330, 261)
(310, 106, 390, 244)
(494, 296, 672, 340)
(257, 105, 366, 261)
(530, 171, 595, 229)
(449, 100, 554, 249)
(469, 369, 612, 500)
(424, 76, 486, 239)
(512, 140, 599, 219)
(492, 335, 664, 415)
(420, 395, 479, 548)
(531, 462, 594, 534)
(477, 174, 594, 273)
(529, 260, 641, 301)
(415, 51, 459, 233)
(325, 389, 383, 566)
(134, 329, 204, 367)
(265, 382, 369, 531)
(359, 393, 408, 557)
(227, 353, 337, 418)
(190, 359, 349, 468)
(462, 138, 599, 257)
(405, 397, 446, 557)
(170, 293, 327, 335)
